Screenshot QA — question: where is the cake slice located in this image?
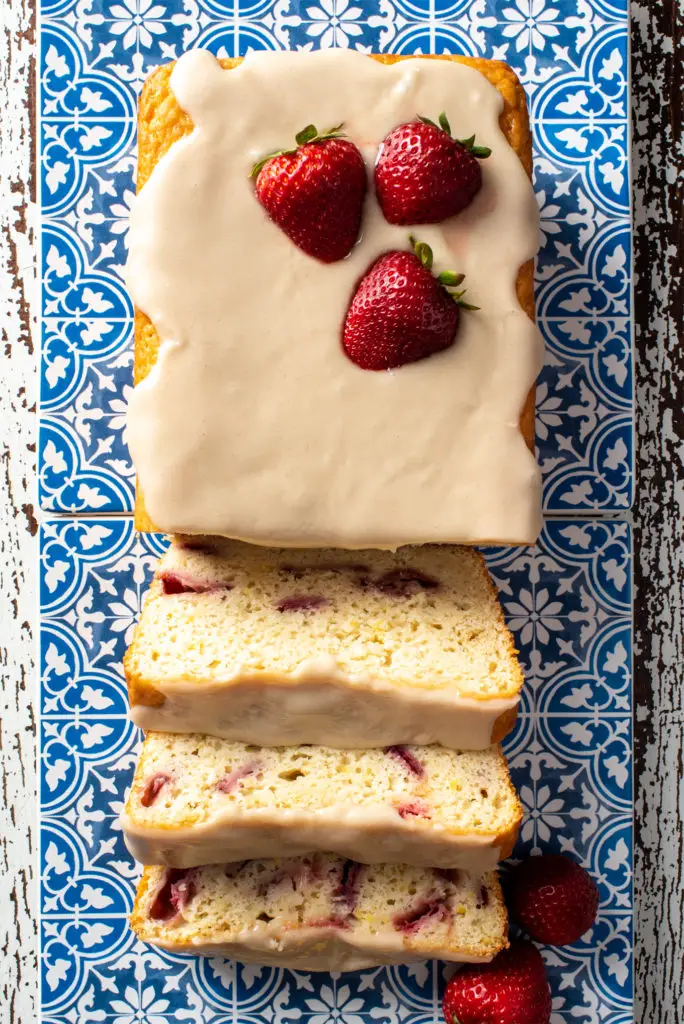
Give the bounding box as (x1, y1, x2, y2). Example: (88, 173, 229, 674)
(131, 855, 508, 970)
(121, 733, 521, 871)
(125, 540, 523, 750)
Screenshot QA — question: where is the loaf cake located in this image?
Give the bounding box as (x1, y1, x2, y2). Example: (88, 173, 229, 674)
(131, 855, 508, 970)
(122, 732, 521, 870)
(127, 49, 541, 548)
(125, 539, 523, 750)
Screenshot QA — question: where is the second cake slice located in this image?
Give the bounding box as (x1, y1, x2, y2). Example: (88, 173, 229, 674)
(122, 733, 522, 872)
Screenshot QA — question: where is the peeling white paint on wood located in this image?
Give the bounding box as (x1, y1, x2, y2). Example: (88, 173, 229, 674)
(632, 2, 684, 1020)
(0, 0, 39, 1021)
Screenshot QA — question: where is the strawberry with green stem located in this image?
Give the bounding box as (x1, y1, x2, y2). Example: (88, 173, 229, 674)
(252, 123, 367, 263)
(342, 235, 477, 371)
(375, 111, 491, 225)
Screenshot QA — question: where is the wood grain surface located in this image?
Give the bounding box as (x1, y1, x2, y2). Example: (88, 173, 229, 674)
(632, 2, 684, 1020)
(0, 2, 682, 1021)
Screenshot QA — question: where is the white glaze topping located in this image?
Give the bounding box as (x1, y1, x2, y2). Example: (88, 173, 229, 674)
(127, 49, 542, 548)
(122, 801, 503, 874)
(147, 928, 495, 970)
(130, 673, 518, 750)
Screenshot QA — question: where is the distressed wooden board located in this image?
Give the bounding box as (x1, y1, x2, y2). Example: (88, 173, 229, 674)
(1, 1, 683, 1021)
(631, 1, 684, 1021)
(0, 0, 39, 1021)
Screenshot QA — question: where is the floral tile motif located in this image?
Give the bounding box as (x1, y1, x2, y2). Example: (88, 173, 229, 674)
(39, 0, 632, 513)
(39, 516, 632, 1022)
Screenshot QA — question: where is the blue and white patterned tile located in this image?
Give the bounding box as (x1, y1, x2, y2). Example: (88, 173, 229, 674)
(42, 222, 132, 320)
(39, 516, 632, 1022)
(39, 0, 633, 514)
(40, 321, 134, 513)
(42, 157, 135, 273)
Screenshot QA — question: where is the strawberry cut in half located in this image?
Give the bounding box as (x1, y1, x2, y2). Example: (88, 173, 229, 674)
(375, 111, 490, 226)
(251, 123, 367, 263)
(342, 236, 478, 371)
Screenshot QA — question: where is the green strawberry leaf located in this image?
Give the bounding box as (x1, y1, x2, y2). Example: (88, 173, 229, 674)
(409, 239, 477, 308)
(438, 111, 452, 136)
(409, 234, 434, 270)
(250, 150, 284, 178)
(295, 123, 318, 146)
(418, 113, 452, 137)
(250, 123, 347, 178)
(456, 134, 491, 159)
(438, 271, 480, 311)
(438, 271, 466, 287)
(320, 123, 345, 139)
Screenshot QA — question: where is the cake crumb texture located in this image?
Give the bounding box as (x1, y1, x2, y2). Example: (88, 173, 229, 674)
(122, 731, 522, 867)
(131, 854, 508, 969)
(125, 540, 524, 705)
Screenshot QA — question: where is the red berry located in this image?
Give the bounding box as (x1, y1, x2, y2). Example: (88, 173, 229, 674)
(385, 745, 426, 778)
(140, 772, 171, 808)
(149, 869, 196, 921)
(253, 124, 367, 263)
(374, 568, 440, 597)
(507, 854, 599, 946)
(342, 249, 462, 371)
(276, 595, 329, 612)
(375, 115, 489, 225)
(159, 571, 232, 595)
(397, 800, 430, 819)
(442, 940, 551, 1024)
(215, 759, 260, 794)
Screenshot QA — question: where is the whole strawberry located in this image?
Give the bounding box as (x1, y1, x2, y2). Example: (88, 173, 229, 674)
(343, 237, 476, 371)
(375, 112, 490, 225)
(442, 940, 551, 1024)
(252, 124, 367, 263)
(507, 854, 599, 946)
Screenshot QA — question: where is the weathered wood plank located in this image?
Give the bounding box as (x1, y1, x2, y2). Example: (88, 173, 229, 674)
(0, 0, 39, 1021)
(632, 1, 684, 1020)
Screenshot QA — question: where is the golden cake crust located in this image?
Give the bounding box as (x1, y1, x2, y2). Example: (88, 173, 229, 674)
(133, 55, 536, 532)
